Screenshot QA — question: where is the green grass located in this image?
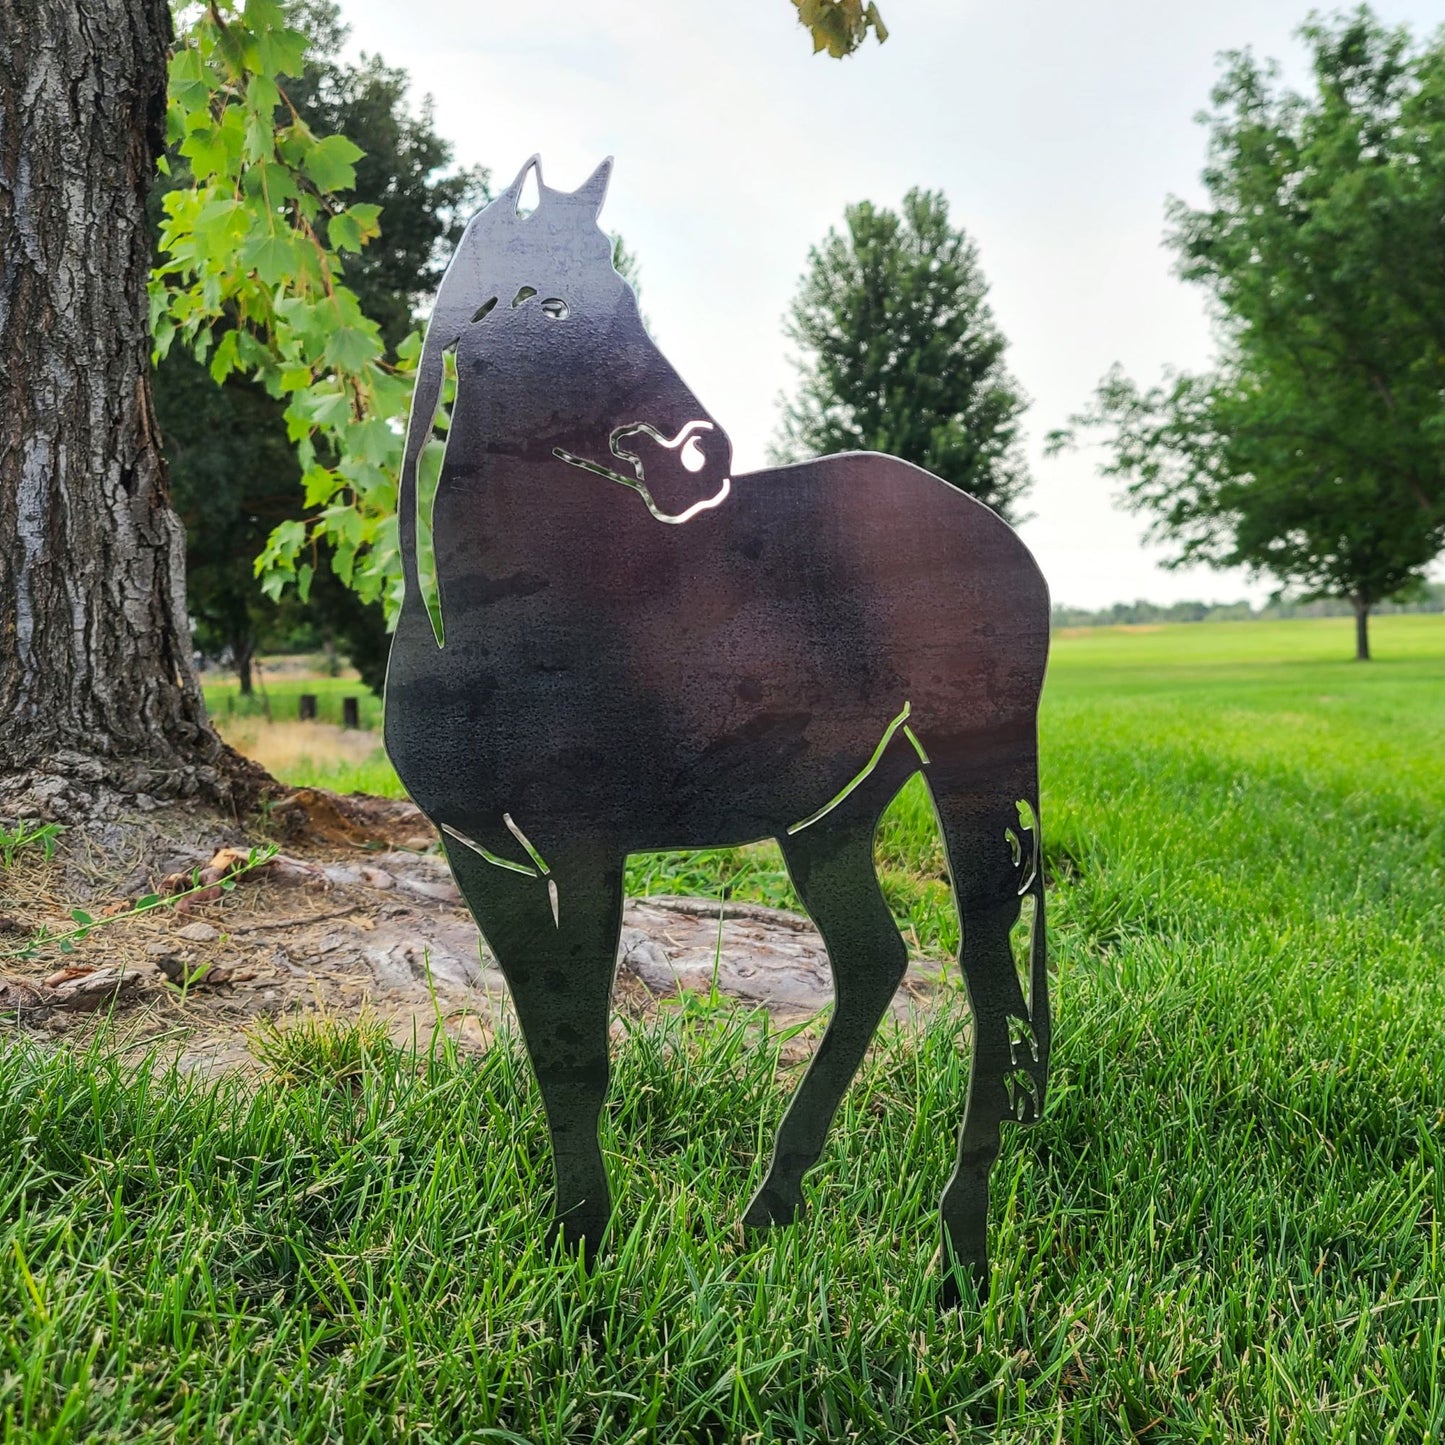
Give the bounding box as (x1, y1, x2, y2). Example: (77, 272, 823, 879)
(4, 614, 1443, 1440)
(270, 752, 410, 797)
(202, 674, 384, 731)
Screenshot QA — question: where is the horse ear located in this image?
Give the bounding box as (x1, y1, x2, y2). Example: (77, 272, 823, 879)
(501, 154, 544, 214)
(572, 157, 613, 219)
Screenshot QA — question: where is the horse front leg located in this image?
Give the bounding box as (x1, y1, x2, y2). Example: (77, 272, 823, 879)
(442, 835, 624, 1260)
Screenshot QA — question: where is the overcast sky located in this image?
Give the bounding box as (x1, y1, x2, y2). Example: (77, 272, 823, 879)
(336, 0, 1441, 608)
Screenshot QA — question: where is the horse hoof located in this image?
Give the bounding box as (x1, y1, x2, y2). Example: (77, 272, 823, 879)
(742, 1180, 803, 1230)
(547, 1209, 607, 1265)
(938, 1255, 988, 1311)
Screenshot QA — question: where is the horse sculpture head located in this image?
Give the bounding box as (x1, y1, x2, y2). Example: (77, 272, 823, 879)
(417, 156, 733, 525)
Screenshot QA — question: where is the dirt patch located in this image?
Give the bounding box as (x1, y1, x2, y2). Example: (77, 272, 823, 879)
(213, 719, 384, 777)
(1, 792, 954, 1072)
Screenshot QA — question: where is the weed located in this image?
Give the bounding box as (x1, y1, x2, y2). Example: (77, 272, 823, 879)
(0, 820, 63, 870)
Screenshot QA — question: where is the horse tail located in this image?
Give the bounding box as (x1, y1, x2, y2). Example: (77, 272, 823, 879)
(1023, 780, 1050, 1094)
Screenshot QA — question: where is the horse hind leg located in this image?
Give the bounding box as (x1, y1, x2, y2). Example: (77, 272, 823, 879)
(744, 760, 913, 1230)
(926, 733, 1050, 1304)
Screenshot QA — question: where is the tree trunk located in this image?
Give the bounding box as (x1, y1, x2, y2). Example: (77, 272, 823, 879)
(1353, 596, 1372, 662)
(234, 637, 256, 697)
(0, 0, 267, 819)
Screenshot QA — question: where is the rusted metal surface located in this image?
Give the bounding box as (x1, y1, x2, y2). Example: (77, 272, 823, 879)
(384, 156, 1051, 1303)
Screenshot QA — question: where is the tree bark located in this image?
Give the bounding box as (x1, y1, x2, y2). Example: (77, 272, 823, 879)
(235, 637, 256, 698)
(0, 0, 267, 819)
(1353, 596, 1372, 662)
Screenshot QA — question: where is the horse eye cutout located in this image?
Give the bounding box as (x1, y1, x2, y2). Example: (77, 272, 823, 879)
(471, 290, 569, 323)
(511, 286, 569, 319)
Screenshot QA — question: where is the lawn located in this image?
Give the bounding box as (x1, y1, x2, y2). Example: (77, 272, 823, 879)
(4, 615, 1443, 1441)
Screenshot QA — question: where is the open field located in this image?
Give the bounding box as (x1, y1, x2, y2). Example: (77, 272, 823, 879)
(206, 616, 1445, 959)
(4, 615, 1443, 1440)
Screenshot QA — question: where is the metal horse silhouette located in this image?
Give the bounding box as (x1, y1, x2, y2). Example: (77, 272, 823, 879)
(384, 157, 1051, 1300)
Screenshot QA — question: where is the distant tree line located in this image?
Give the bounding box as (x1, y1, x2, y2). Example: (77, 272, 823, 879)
(1052, 582, 1445, 630)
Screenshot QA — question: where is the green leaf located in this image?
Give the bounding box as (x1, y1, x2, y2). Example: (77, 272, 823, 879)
(302, 134, 366, 193)
(245, 72, 281, 119)
(302, 464, 341, 508)
(234, 329, 272, 370)
(241, 232, 303, 286)
(344, 418, 401, 466)
(242, 0, 287, 35)
(323, 325, 382, 372)
(291, 387, 354, 429)
(209, 329, 240, 383)
(260, 518, 307, 571)
(333, 540, 356, 586)
(180, 108, 247, 181)
(71, 909, 94, 926)
(243, 160, 298, 206)
(152, 315, 177, 360)
(243, 115, 276, 166)
(169, 45, 212, 110)
(254, 23, 308, 78)
(328, 212, 363, 252)
(275, 122, 314, 169)
(180, 129, 230, 181)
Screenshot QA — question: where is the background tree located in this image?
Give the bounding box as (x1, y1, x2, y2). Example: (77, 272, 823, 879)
(3, 0, 417, 811)
(155, 0, 487, 694)
(0, 0, 265, 816)
(1060, 9, 1445, 661)
(156, 357, 300, 696)
(774, 188, 1032, 523)
(155, 4, 644, 683)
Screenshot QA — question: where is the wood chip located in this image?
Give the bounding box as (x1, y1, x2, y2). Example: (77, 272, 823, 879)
(47, 965, 143, 1011)
(42, 965, 96, 988)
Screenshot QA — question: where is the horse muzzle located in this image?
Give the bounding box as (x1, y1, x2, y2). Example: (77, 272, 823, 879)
(553, 419, 731, 524)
